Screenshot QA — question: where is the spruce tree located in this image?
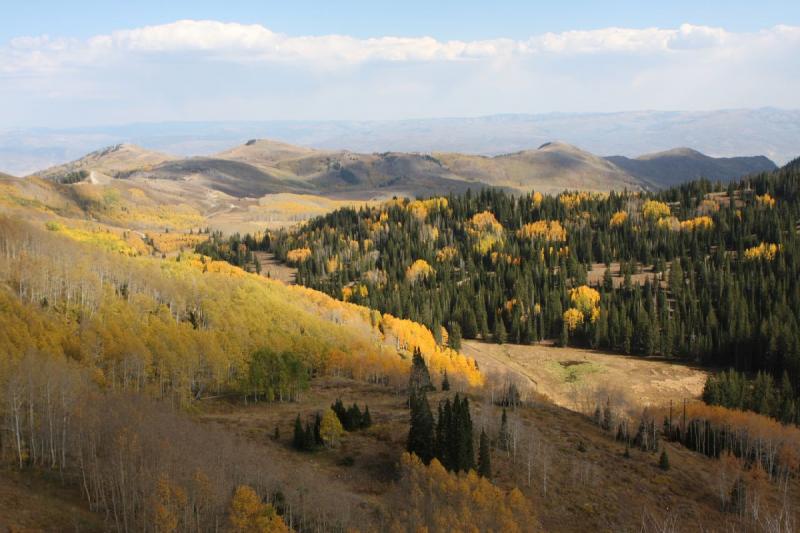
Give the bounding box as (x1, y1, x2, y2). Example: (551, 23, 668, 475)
(477, 429, 492, 478)
(407, 392, 435, 464)
(494, 316, 507, 344)
(361, 405, 372, 429)
(314, 412, 323, 445)
(441, 370, 450, 391)
(293, 415, 304, 450)
(408, 347, 434, 393)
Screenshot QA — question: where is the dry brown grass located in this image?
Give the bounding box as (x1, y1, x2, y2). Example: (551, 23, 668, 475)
(194, 374, 798, 532)
(0, 468, 102, 532)
(462, 340, 707, 414)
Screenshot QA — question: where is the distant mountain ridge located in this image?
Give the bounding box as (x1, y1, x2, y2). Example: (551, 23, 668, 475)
(2, 108, 798, 176)
(28, 138, 777, 199)
(606, 148, 777, 188)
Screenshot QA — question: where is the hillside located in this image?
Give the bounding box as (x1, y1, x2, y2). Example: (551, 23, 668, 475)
(23, 139, 777, 203)
(436, 141, 641, 193)
(30, 143, 176, 182)
(2, 158, 800, 531)
(607, 148, 777, 188)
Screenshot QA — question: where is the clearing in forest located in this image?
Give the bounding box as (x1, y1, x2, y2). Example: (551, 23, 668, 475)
(461, 340, 707, 414)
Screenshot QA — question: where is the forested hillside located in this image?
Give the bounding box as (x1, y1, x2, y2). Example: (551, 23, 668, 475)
(0, 215, 486, 530)
(211, 162, 800, 423)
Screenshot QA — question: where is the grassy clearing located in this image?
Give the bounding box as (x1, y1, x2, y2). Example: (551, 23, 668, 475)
(461, 340, 708, 414)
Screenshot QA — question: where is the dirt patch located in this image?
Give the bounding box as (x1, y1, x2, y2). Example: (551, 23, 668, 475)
(254, 251, 297, 284)
(586, 262, 667, 289)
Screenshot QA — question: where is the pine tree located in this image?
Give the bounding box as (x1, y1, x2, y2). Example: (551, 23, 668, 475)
(477, 429, 492, 478)
(494, 316, 507, 344)
(448, 321, 462, 350)
(407, 392, 435, 464)
(292, 415, 304, 450)
(408, 347, 434, 393)
(314, 412, 323, 445)
(361, 405, 372, 429)
(441, 370, 450, 391)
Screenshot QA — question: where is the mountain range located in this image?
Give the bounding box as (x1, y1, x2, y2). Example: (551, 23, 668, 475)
(25, 139, 776, 199)
(1, 108, 797, 176)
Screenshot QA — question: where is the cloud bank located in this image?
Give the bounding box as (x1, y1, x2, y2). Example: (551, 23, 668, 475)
(1, 20, 798, 126)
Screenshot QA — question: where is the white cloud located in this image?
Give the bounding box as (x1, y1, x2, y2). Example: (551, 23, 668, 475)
(0, 20, 798, 126)
(8, 19, 796, 72)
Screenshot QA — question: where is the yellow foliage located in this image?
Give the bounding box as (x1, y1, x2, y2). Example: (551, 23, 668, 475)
(609, 211, 628, 227)
(342, 284, 368, 302)
(286, 247, 312, 264)
(435, 246, 458, 262)
(326, 256, 340, 274)
(406, 259, 434, 282)
(408, 197, 448, 220)
(642, 200, 671, 220)
(380, 314, 484, 388)
(469, 211, 503, 233)
(569, 285, 600, 316)
(756, 193, 776, 208)
(559, 191, 606, 210)
(148, 232, 208, 254)
(744, 242, 780, 261)
(532, 191, 544, 208)
(657, 216, 680, 231)
(229, 485, 289, 533)
(679, 216, 714, 231)
(517, 220, 567, 242)
(45, 221, 147, 256)
(563, 308, 584, 332)
(320, 408, 344, 447)
(395, 454, 536, 532)
(467, 211, 504, 254)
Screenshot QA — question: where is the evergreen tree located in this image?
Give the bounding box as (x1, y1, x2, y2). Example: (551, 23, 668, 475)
(494, 317, 507, 344)
(407, 392, 435, 464)
(314, 412, 323, 445)
(361, 405, 372, 429)
(408, 347, 434, 393)
(292, 415, 304, 450)
(441, 370, 450, 391)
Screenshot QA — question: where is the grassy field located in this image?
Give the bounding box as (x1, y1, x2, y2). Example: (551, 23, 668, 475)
(461, 340, 708, 415)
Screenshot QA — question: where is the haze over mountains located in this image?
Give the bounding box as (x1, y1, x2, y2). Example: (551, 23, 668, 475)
(25, 138, 776, 200)
(1, 108, 797, 176)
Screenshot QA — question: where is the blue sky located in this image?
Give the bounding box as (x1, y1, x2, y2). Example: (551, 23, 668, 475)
(5, 1, 799, 40)
(2, 1, 799, 128)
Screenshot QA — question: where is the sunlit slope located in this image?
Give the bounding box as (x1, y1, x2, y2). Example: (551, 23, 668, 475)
(31, 143, 177, 181)
(0, 216, 482, 400)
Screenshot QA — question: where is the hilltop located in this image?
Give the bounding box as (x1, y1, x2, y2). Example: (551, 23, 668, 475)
(607, 147, 777, 188)
(25, 139, 776, 201)
(31, 143, 176, 182)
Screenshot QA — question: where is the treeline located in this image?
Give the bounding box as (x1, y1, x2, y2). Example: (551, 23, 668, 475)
(703, 370, 797, 425)
(204, 163, 800, 404)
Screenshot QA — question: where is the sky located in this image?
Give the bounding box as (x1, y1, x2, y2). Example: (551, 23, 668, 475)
(2, 0, 799, 128)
